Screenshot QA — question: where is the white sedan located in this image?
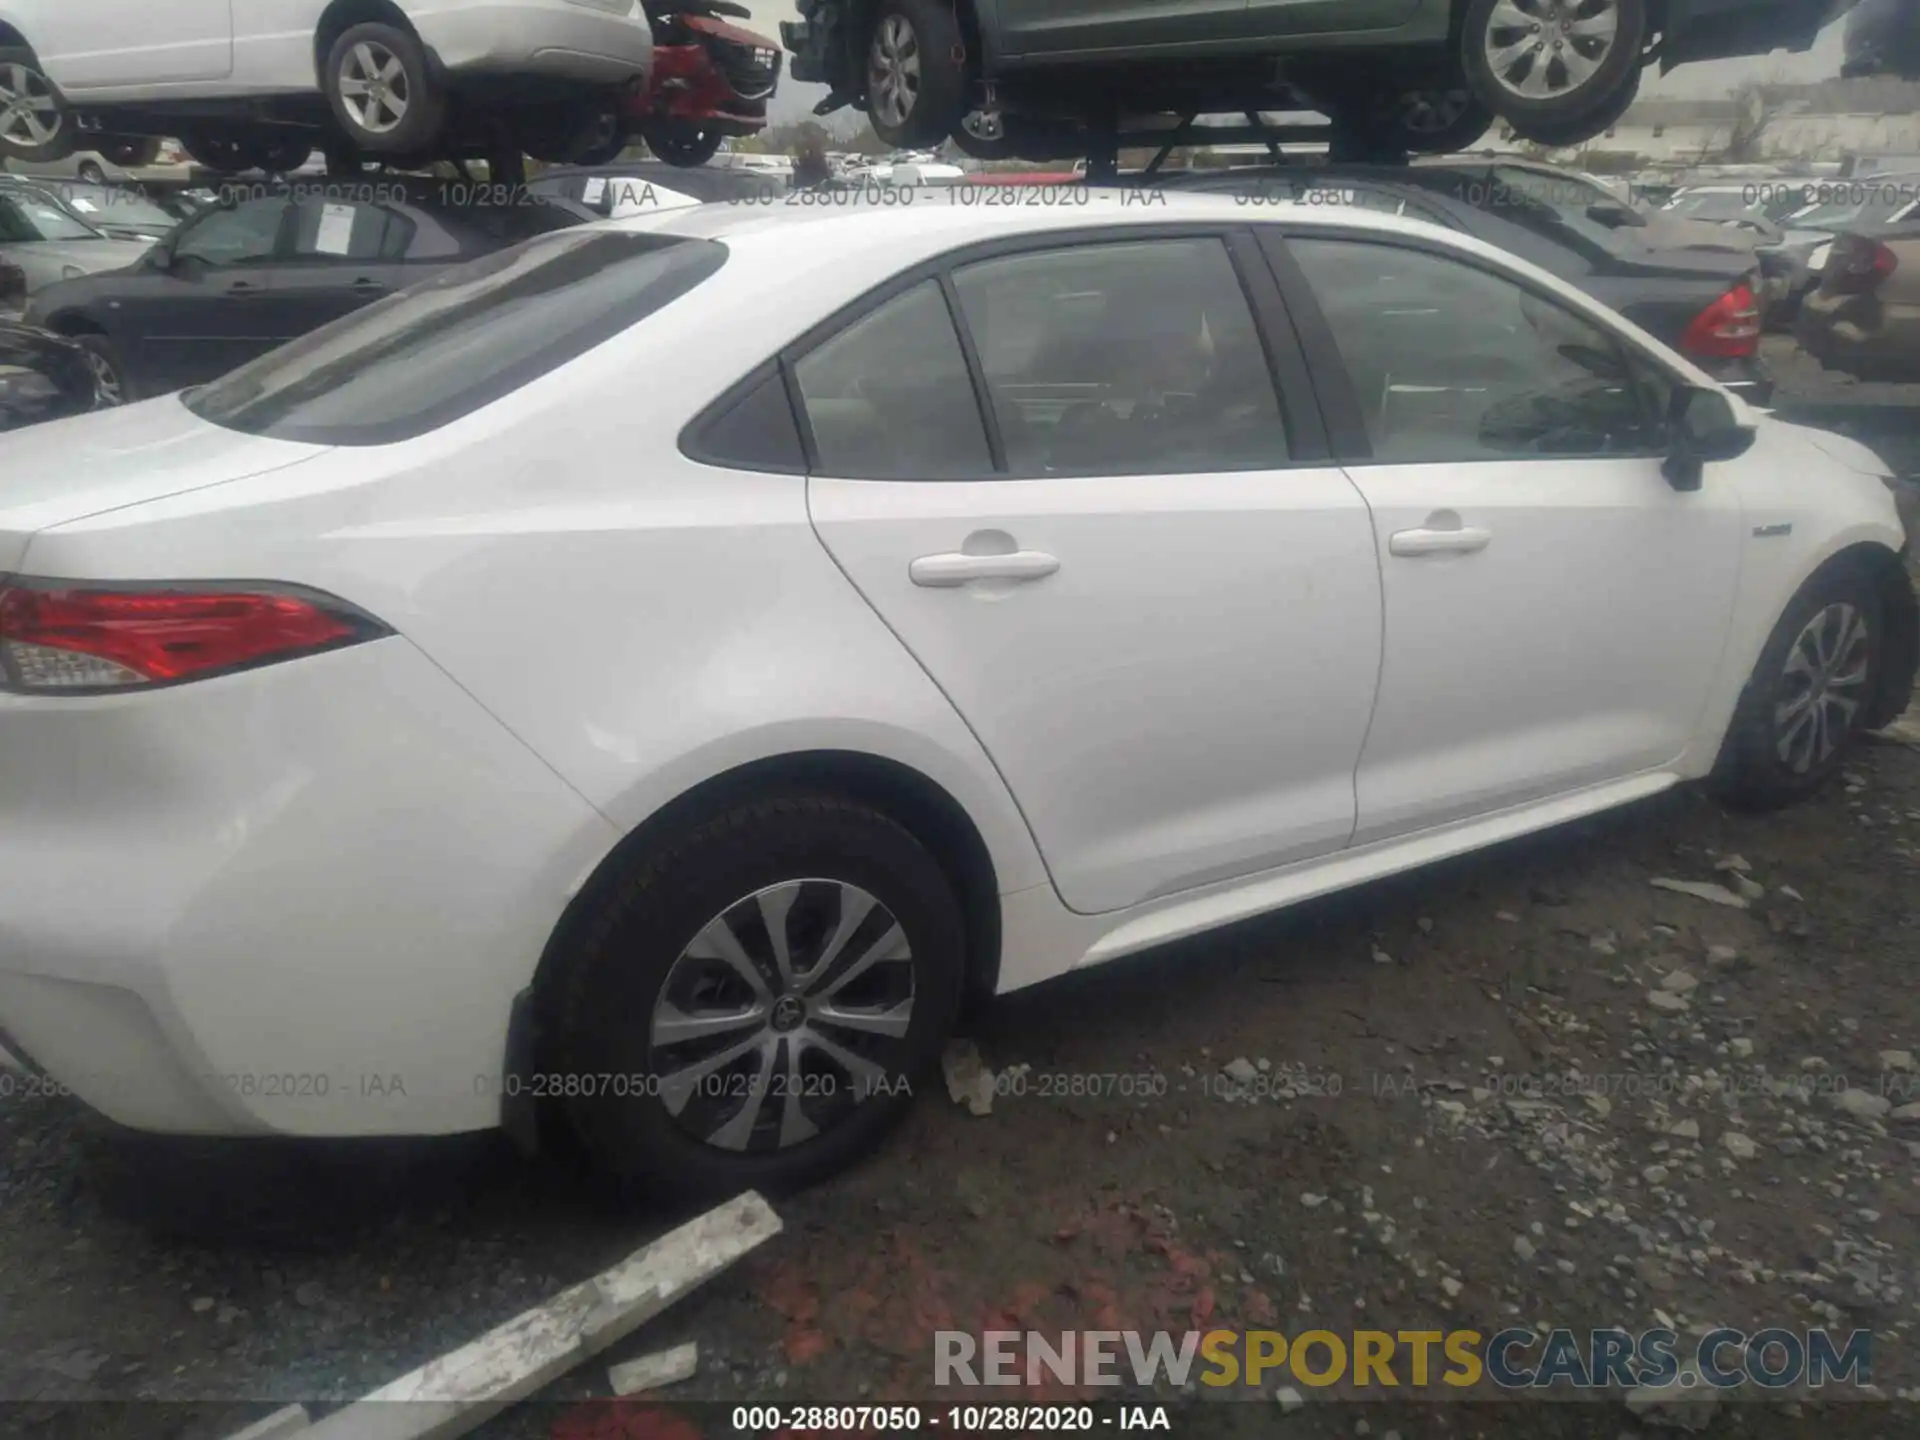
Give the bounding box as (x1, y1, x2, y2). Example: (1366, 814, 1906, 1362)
(0, 196, 1912, 1200)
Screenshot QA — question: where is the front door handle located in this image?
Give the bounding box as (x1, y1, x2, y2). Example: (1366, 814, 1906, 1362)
(351, 278, 387, 292)
(1389, 526, 1492, 557)
(909, 550, 1060, 588)
(225, 281, 261, 295)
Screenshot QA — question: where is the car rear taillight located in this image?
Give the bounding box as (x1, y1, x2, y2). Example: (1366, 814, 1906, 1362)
(0, 579, 389, 694)
(1679, 280, 1762, 360)
(1825, 234, 1899, 295)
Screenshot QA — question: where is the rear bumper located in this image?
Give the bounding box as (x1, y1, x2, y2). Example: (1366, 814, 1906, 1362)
(630, 39, 776, 131)
(0, 636, 618, 1138)
(1663, 0, 1856, 66)
(411, 0, 653, 84)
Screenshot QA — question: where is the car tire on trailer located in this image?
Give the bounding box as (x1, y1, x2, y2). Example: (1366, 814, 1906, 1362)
(1332, 83, 1495, 157)
(258, 132, 313, 173)
(864, 0, 967, 149)
(0, 46, 78, 164)
(1501, 60, 1641, 146)
(76, 159, 107, 184)
(71, 333, 132, 408)
(323, 22, 445, 156)
(642, 121, 724, 166)
(1709, 561, 1890, 810)
(177, 130, 272, 174)
(546, 792, 966, 1202)
(98, 135, 162, 168)
(1462, 0, 1645, 133)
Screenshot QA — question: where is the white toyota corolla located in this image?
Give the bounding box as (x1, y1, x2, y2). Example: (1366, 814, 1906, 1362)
(0, 196, 1913, 1200)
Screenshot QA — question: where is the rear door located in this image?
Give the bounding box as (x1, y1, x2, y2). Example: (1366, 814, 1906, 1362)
(266, 197, 421, 328)
(804, 228, 1385, 915)
(25, 0, 233, 90)
(1263, 227, 1744, 843)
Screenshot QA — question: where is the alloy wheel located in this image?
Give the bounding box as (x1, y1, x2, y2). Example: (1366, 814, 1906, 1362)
(649, 879, 915, 1154)
(1775, 601, 1871, 774)
(337, 41, 410, 136)
(83, 348, 124, 407)
(868, 14, 922, 131)
(0, 61, 62, 150)
(1482, 0, 1621, 102)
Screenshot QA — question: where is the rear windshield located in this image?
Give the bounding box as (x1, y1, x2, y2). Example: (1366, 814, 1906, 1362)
(185, 230, 725, 445)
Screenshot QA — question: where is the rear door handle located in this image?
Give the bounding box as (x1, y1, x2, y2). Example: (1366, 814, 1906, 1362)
(351, 278, 387, 292)
(226, 281, 261, 295)
(909, 550, 1060, 588)
(1388, 526, 1492, 557)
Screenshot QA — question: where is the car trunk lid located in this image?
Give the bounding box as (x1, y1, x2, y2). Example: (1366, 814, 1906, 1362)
(0, 396, 328, 573)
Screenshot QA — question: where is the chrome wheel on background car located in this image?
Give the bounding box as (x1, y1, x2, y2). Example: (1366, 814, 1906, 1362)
(323, 22, 445, 155)
(1775, 602, 1873, 775)
(650, 879, 916, 1154)
(0, 49, 75, 164)
(1481, 0, 1620, 102)
(81, 347, 125, 407)
(1463, 0, 1644, 131)
(336, 39, 411, 138)
(862, 0, 966, 147)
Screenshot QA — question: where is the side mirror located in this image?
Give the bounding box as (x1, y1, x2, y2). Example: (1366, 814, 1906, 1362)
(1663, 383, 1755, 491)
(146, 246, 175, 271)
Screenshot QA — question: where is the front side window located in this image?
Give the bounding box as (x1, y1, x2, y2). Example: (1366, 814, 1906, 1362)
(1288, 237, 1656, 462)
(187, 230, 726, 445)
(950, 238, 1287, 475)
(174, 202, 288, 265)
(792, 280, 992, 479)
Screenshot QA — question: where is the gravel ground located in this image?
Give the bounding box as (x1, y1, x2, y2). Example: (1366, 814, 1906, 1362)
(3, 349, 1918, 1440)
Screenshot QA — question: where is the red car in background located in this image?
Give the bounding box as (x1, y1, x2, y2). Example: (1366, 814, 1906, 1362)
(629, 0, 783, 167)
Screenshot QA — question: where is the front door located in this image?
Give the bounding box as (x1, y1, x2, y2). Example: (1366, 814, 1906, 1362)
(28, 0, 233, 91)
(803, 233, 1384, 915)
(120, 199, 291, 392)
(1272, 231, 1744, 845)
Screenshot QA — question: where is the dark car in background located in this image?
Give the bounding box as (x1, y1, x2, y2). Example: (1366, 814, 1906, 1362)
(1169, 159, 1774, 402)
(1844, 0, 1920, 77)
(22, 181, 596, 403)
(0, 316, 97, 430)
(784, 0, 1853, 159)
(1797, 227, 1920, 383)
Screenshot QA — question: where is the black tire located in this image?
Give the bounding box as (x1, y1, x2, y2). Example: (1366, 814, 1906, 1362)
(1709, 562, 1887, 811)
(258, 132, 313, 173)
(176, 130, 270, 174)
(548, 793, 966, 1202)
(1502, 60, 1642, 145)
(642, 121, 725, 166)
(323, 22, 445, 156)
(1331, 82, 1496, 157)
(950, 116, 1082, 163)
(70, 332, 132, 407)
(321, 138, 371, 177)
(76, 159, 106, 184)
(0, 46, 78, 163)
(1462, 0, 1645, 129)
(98, 135, 162, 168)
(864, 0, 967, 149)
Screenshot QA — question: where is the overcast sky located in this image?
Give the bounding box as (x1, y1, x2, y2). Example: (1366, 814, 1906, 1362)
(744, 6, 1854, 124)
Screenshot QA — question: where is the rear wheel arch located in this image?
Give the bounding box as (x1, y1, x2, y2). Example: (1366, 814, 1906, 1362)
(41, 310, 105, 337)
(529, 749, 1004, 1045)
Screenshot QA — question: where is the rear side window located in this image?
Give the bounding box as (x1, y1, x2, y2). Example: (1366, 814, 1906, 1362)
(186, 231, 726, 445)
(288, 199, 414, 261)
(792, 281, 993, 479)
